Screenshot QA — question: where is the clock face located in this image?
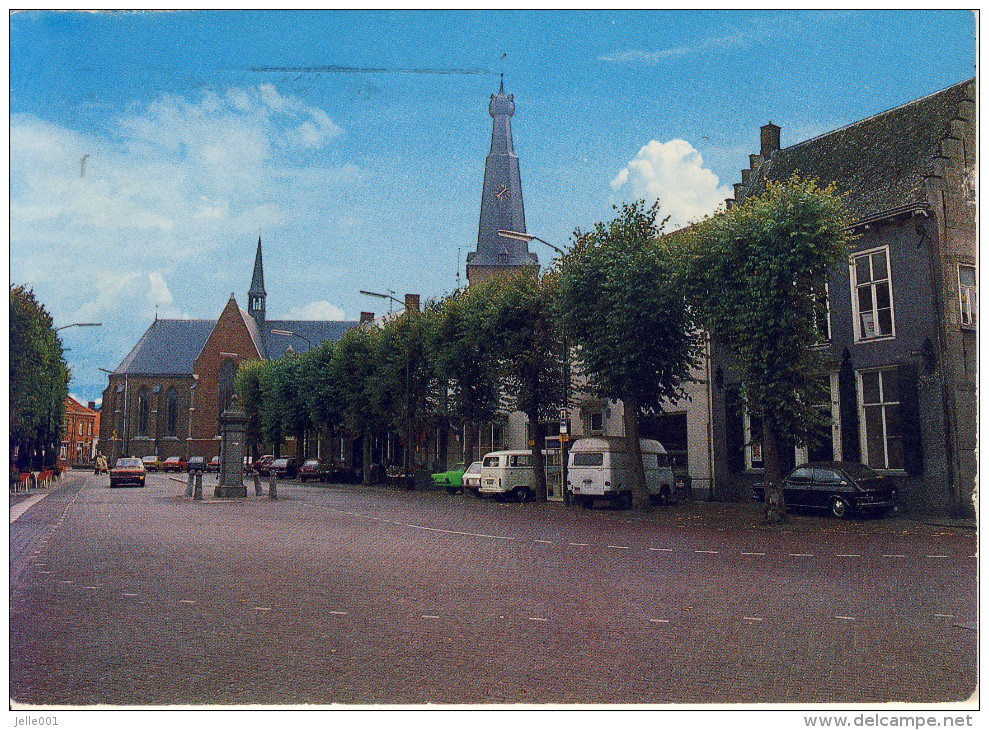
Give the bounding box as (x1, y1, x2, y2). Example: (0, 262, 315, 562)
(495, 184, 510, 201)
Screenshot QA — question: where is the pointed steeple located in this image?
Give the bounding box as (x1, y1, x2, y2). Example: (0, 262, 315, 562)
(248, 236, 266, 327)
(466, 78, 538, 286)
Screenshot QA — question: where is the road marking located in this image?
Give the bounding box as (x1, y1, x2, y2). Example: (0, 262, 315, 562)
(179, 599, 197, 604)
(84, 586, 100, 590)
(59, 580, 75, 584)
(255, 607, 271, 612)
(528, 617, 548, 622)
(789, 553, 814, 557)
(421, 615, 440, 619)
(695, 550, 719, 554)
(534, 539, 553, 544)
(836, 554, 861, 557)
(883, 554, 906, 558)
(328, 610, 348, 615)
(122, 593, 139, 597)
(649, 619, 670, 623)
(740, 552, 766, 556)
(408, 524, 514, 541)
(569, 542, 589, 547)
(650, 547, 673, 552)
(38, 571, 52, 575)
(934, 613, 954, 618)
(10, 494, 48, 523)
(926, 554, 949, 559)
(607, 545, 630, 550)
(835, 616, 856, 621)
(742, 617, 763, 622)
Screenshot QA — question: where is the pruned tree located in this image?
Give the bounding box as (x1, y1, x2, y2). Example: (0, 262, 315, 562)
(555, 200, 704, 510)
(331, 324, 386, 484)
(686, 176, 852, 523)
(234, 358, 266, 462)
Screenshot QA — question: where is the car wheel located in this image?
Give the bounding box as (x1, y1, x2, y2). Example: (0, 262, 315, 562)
(446, 486, 457, 495)
(513, 487, 533, 503)
(830, 496, 850, 519)
(577, 495, 593, 509)
(657, 486, 671, 506)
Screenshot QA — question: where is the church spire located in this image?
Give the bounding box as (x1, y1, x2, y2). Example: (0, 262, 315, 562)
(466, 78, 538, 286)
(248, 236, 266, 326)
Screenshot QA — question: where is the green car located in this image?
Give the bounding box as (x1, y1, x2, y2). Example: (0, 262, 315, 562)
(431, 463, 467, 494)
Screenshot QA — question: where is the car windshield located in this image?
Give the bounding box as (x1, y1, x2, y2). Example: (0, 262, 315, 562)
(273, 459, 288, 466)
(142, 456, 156, 461)
(483, 456, 500, 467)
(115, 458, 142, 468)
(465, 462, 482, 474)
(165, 458, 179, 462)
(573, 453, 604, 467)
(304, 460, 320, 467)
(840, 463, 882, 480)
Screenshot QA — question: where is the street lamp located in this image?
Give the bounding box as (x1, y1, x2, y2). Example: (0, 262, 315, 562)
(270, 328, 312, 352)
(359, 289, 413, 491)
(56, 322, 102, 332)
(498, 230, 572, 505)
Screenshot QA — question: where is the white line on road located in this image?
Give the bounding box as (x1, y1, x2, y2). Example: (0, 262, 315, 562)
(650, 547, 673, 552)
(179, 600, 197, 604)
(534, 539, 553, 544)
(528, 617, 548, 622)
(10, 494, 48, 523)
(926, 555, 949, 559)
(59, 580, 74, 584)
(649, 619, 670, 623)
(569, 542, 589, 547)
(328, 611, 348, 615)
(255, 607, 271, 612)
(883, 554, 906, 558)
(836, 554, 861, 557)
(421, 615, 440, 619)
(607, 545, 630, 550)
(38, 571, 52, 575)
(835, 616, 856, 621)
(122, 593, 139, 597)
(742, 617, 763, 622)
(740, 552, 766, 556)
(933, 613, 954, 618)
(789, 553, 814, 557)
(408, 524, 515, 541)
(84, 586, 99, 590)
(695, 550, 719, 554)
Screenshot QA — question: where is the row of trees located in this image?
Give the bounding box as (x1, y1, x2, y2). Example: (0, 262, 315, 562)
(10, 285, 70, 472)
(235, 177, 851, 521)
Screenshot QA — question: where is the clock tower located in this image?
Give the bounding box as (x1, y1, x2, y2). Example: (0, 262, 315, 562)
(466, 76, 539, 287)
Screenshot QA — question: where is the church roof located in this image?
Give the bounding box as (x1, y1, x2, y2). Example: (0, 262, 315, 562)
(740, 79, 974, 222)
(110, 316, 358, 375)
(249, 236, 266, 297)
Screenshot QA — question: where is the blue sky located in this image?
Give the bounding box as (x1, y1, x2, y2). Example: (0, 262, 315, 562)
(9, 10, 976, 402)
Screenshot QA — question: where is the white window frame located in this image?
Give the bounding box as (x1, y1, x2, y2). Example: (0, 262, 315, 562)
(812, 283, 832, 345)
(855, 367, 905, 473)
(588, 411, 605, 434)
(743, 410, 764, 472)
(958, 263, 977, 328)
(849, 245, 896, 342)
(795, 373, 842, 465)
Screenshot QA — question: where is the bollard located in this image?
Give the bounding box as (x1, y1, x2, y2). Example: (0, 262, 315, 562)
(254, 473, 263, 496)
(186, 472, 194, 497)
(194, 471, 203, 501)
(269, 474, 277, 500)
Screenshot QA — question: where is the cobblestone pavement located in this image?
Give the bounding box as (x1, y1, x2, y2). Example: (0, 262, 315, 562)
(9, 472, 978, 706)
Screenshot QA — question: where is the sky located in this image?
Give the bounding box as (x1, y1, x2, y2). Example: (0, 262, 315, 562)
(8, 9, 977, 403)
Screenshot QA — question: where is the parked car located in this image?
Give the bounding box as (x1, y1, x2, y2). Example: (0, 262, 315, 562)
(187, 456, 208, 472)
(207, 456, 221, 473)
(752, 461, 898, 518)
(110, 457, 146, 488)
(141, 455, 161, 472)
(253, 455, 275, 476)
(567, 437, 676, 508)
(461, 461, 483, 493)
(432, 463, 467, 494)
(298, 459, 329, 482)
(478, 450, 546, 502)
(270, 457, 298, 479)
(161, 456, 187, 473)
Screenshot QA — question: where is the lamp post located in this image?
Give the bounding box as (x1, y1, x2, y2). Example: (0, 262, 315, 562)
(56, 322, 102, 332)
(498, 230, 571, 505)
(359, 289, 413, 491)
(270, 328, 312, 352)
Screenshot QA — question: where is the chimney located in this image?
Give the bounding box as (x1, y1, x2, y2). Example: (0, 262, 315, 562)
(88, 401, 96, 410)
(359, 311, 375, 325)
(405, 293, 420, 312)
(760, 122, 781, 157)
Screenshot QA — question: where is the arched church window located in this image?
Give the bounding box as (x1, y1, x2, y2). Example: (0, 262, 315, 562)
(166, 388, 178, 437)
(137, 388, 150, 436)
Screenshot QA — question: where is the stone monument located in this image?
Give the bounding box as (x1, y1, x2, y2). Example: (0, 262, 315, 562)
(215, 393, 248, 498)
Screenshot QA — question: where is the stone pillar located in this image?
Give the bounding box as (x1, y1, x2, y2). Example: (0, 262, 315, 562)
(194, 472, 203, 501)
(269, 474, 278, 500)
(253, 473, 263, 496)
(215, 394, 248, 498)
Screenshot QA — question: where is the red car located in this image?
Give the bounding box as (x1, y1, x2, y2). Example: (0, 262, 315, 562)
(110, 457, 146, 488)
(298, 459, 330, 482)
(161, 456, 187, 473)
(253, 455, 275, 476)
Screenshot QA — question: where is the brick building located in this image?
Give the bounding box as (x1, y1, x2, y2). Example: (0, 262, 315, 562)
(61, 396, 98, 466)
(711, 79, 976, 516)
(100, 239, 359, 463)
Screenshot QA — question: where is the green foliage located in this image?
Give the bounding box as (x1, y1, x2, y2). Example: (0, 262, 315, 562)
(556, 200, 704, 410)
(10, 285, 70, 468)
(687, 176, 852, 441)
(330, 324, 385, 439)
(233, 359, 265, 457)
(303, 340, 341, 433)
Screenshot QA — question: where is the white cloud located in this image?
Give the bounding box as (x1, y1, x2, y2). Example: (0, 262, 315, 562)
(611, 139, 732, 229)
(280, 300, 347, 321)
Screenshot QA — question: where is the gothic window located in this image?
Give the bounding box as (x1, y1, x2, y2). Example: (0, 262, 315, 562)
(166, 388, 178, 437)
(219, 359, 238, 413)
(851, 247, 895, 341)
(137, 388, 150, 437)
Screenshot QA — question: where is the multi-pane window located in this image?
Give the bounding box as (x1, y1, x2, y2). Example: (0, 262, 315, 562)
(958, 264, 977, 328)
(858, 368, 903, 471)
(137, 389, 150, 436)
(813, 284, 831, 342)
(851, 247, 895, 340)
(166, 389, 178, 437)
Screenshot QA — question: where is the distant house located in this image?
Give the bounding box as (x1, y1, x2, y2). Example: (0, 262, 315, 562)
(712, 79, 976, 516)
(61, 396, 98, 466)
(100, 239, 360, 464)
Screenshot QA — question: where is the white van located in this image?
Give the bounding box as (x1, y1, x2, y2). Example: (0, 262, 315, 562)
(567, 437, 675, 508)
(478, 450, 541, 502)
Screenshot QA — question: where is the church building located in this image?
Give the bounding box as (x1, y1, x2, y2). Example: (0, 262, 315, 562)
(99, 239, 359, 463)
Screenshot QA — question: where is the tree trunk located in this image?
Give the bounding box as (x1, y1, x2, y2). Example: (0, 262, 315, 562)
(438, 418, 449, 470)
(623, 395, 650, 511)
(362, 432, 373, 485)
(762, 423, 787, 523)
(528, 412, 547, 502)
(462, 422, 478, 467)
